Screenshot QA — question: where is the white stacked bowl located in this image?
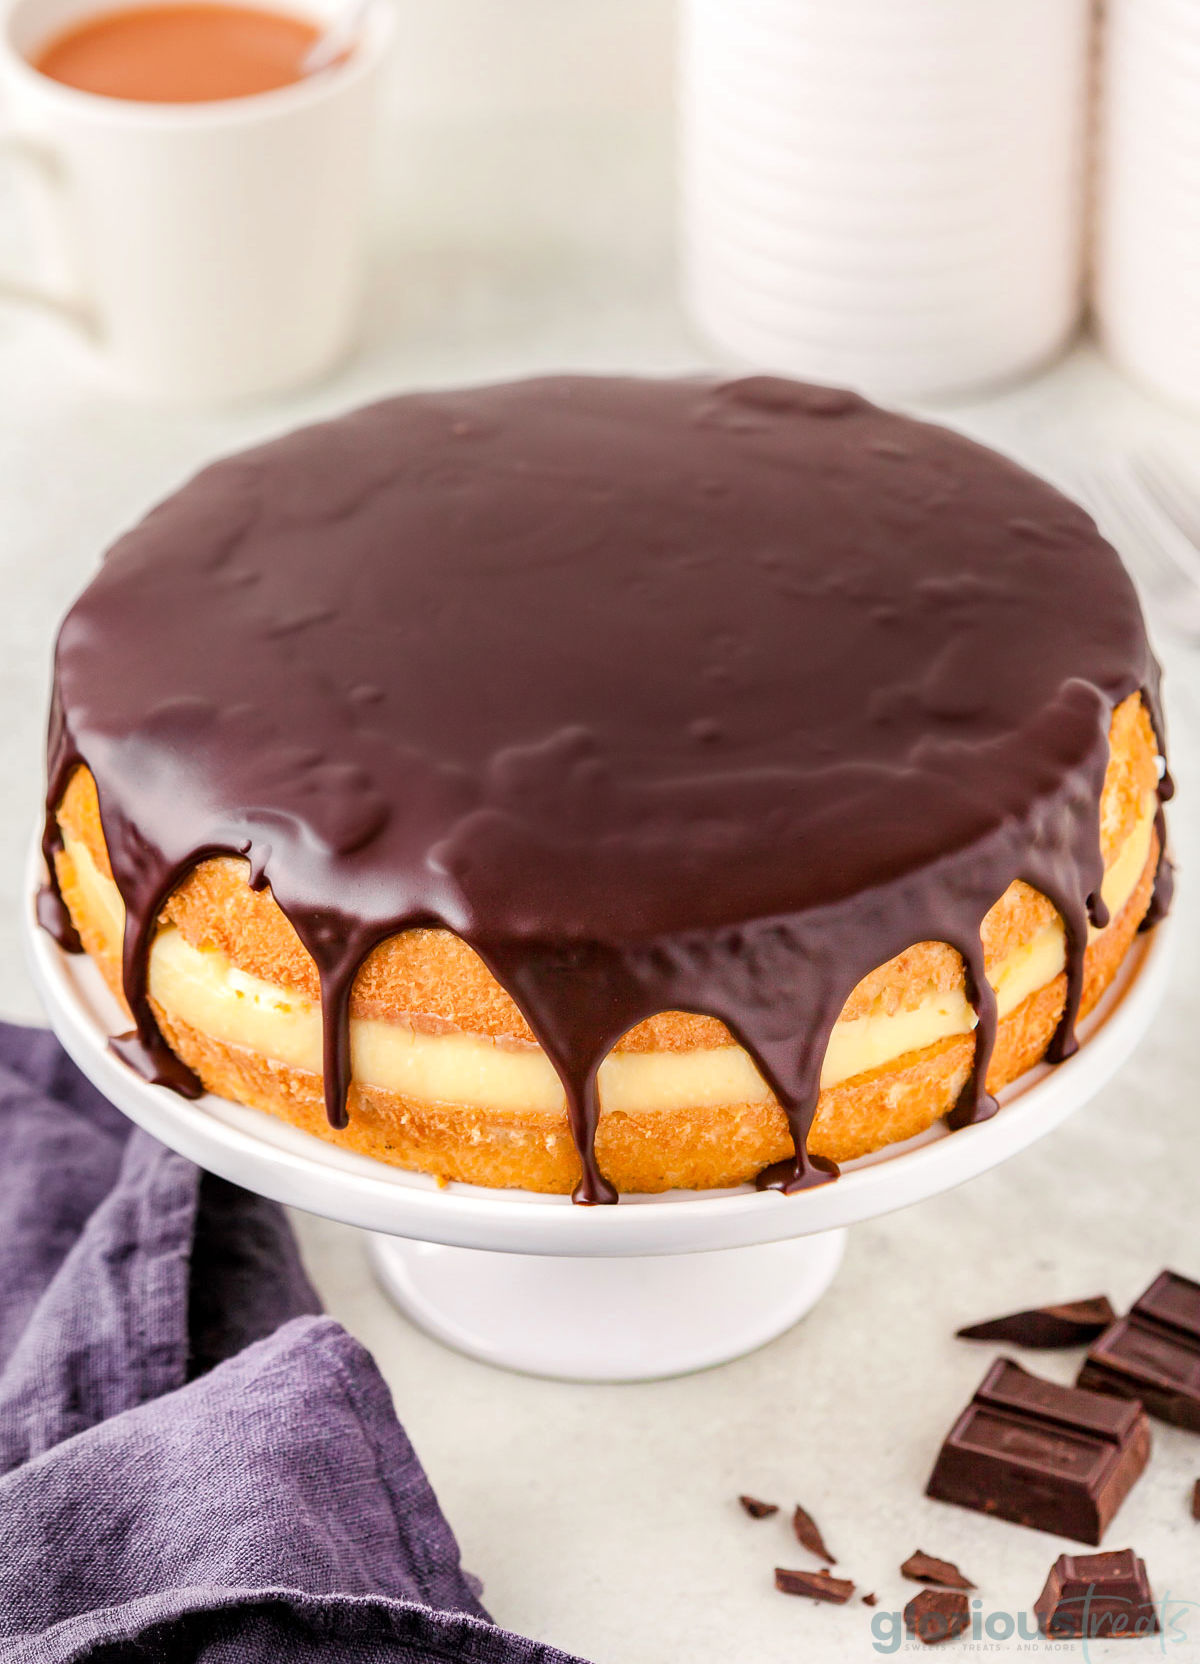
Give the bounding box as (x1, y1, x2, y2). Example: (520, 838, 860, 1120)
(680, 0, 1093, 400)
(1095, 0, 1200, 412)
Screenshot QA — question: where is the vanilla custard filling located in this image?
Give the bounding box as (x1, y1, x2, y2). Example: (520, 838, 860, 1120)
(64, 797, 1156, 1115)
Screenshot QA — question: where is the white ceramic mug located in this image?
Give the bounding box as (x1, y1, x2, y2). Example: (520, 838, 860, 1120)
(1095, 0, 1200, 413)
(0, 0, 392, 400)
(680, 0, 1092, 401)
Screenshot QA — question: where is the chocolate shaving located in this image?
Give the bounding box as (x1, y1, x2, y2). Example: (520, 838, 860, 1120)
(862, 1592, 878, 1607)
(905, 1588, 970, 1646)
(956, 1296, 1116, 1348)
(738, 1495, 778, 1519)
(775, 1567, 855, 1605)
(901, 1551, 976, 1591)
(792, 1503, 836, 1563)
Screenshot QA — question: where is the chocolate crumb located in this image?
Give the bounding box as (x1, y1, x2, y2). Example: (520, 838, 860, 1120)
(905, 1588, 970, 1645)
(901, 1550, 976, 1590)
(738, 1495, 778, 1519)
(775, 1567, 855, 1605)
(792, 1503, 836, 1563)
(1192, 1480, 1200, 1522)
(862, 1592, 878, 1607)
(957, 1296, 1115, 1348)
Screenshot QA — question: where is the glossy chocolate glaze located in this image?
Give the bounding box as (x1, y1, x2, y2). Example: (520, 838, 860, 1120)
(42, 376, 1169, 1202)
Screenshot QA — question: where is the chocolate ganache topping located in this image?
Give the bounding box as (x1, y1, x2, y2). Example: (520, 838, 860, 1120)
(42, 375, 1170, 1203)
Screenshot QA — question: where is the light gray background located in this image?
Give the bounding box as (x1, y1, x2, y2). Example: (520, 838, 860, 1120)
(2, 3, 1199, 1657)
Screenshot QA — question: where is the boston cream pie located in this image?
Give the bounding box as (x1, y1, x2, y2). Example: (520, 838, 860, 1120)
(40, 375, 1172, 1201)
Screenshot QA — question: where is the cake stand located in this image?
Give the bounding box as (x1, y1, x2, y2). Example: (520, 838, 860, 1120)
(22, 847, 1174, 1381)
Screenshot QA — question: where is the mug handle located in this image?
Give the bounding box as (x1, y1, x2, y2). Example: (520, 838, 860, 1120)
(0, 129, 93, 327)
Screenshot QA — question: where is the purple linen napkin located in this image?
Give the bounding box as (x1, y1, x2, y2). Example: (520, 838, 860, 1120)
(0, 1021, 585, 1664)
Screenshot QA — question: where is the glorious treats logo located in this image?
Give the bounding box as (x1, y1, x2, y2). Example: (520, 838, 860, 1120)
(868, 1591, 1199, 1655)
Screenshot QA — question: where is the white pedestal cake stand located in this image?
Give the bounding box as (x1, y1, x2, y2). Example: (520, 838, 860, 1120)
(22, 855, 1173, 1381)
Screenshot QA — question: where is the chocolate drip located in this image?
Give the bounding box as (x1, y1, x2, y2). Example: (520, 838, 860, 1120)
(1142, 770, 1175, 931)
(35, 882, 80, 954)
(295, 912, 396, 1132)
(946, 947, 998, 1131)
(39, 691, 81, 953)
(39, 376, 1170, 1202)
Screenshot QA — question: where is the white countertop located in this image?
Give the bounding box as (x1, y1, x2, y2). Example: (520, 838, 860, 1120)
(4, 3, 1200, 1657)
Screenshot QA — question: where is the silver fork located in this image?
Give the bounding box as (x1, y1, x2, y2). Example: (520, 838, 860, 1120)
(1072, 451, 1200, 647)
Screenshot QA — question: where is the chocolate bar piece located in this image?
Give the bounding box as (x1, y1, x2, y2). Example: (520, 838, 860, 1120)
(925, 1358, 1151, 1543)
(957, 1296, 1115, 1348)
(1035, 1549, 1159, 1638)
(1078, 1270, 1200, 1431)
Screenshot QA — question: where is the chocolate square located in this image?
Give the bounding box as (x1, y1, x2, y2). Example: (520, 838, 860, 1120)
(1035, 1549, 1159, 1639)
(926, 1359, 1151, 1543)
(1078, 1271, 1200, 1431)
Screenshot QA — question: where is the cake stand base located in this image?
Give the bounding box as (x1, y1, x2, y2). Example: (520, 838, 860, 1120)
(368, 1228, 847, 1381)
